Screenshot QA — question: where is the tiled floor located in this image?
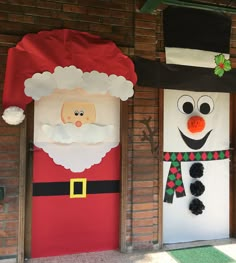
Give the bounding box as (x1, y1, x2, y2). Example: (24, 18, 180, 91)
(1, 239, 236, 263)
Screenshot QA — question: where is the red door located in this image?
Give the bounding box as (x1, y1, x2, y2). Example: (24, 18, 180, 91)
(31, 146, 120, 258)
(31, 94, 121, 258)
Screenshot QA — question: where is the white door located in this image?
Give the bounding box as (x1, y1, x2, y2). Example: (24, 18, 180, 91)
(163, 89, 230, 243)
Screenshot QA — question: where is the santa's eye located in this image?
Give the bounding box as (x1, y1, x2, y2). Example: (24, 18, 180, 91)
(74, 110, 84, 116)
(177, 95, 194, 114)
(197, 96, 214, 115)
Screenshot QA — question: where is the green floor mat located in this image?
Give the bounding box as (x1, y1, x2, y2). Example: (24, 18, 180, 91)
(169, 246, 236, 263)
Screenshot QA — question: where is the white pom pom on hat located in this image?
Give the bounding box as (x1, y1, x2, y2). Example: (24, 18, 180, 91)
(2, 106, 25, 125)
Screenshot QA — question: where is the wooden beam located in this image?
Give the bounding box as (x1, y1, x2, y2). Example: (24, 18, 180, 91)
(230, 94, 236, 237)
(140, 0, 236, 14)
(140, 0, 162, 13)
(119, 101, 129, 252)
(17, 119, 27, 263)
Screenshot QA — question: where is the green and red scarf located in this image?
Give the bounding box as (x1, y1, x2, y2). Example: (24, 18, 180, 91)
(163, 150, 230, 203)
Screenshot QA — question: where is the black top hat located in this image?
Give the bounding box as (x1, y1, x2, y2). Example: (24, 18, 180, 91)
(133, 6, 236, 92)
(164, 6, 231, 68)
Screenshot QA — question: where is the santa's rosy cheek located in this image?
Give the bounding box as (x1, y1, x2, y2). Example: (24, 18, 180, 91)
(75, 121, 82, 127)
(67, 116, 71, 120)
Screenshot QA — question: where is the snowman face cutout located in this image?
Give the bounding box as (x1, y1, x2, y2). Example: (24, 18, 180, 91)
(164, 90, 229, 153)
(177, 95, 214, 150)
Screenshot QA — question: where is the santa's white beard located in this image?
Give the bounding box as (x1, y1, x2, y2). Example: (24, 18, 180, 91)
(34, 123, 119, 172)
(41, 123, 115, 144)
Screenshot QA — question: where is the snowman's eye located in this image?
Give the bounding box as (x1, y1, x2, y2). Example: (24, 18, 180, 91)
(177, 95, 194, 114)
(197, 96, 214, 115)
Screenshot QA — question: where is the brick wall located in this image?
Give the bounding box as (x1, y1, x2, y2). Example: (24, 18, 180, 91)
(0, 34, 22, 259)
(0, 1, 135, 47)
(125, 10, 163, 251)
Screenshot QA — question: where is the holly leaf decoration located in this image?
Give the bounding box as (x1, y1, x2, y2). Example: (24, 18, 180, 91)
(214, 54, 232, 77)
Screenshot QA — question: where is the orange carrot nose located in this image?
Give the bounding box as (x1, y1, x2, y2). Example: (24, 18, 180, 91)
(187, 116, 205, 133)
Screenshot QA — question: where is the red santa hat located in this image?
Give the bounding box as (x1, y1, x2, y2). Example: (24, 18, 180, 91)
(2, 29, 137, 125)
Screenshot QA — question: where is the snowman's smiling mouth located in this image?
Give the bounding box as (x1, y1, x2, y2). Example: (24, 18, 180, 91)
(178, 128, 212, 150)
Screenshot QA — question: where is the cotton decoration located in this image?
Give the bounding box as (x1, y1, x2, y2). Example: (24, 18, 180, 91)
(189, 162, 204, 178)
(189, 198, 205, 215)
(2, 106, 25, 125)
(190, 180, 205, 197)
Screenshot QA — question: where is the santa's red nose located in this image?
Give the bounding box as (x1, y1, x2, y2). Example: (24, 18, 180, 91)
(75, 121, 82, 127)
(187, 116, 205, 133)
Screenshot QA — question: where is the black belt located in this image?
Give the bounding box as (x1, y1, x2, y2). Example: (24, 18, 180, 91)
(33, 179, 120, 198)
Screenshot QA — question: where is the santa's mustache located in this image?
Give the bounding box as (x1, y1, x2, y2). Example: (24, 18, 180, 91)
(41, 123, 115, 144)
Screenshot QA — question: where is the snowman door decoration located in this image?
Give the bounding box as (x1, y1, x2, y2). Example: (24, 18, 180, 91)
(133, 6, 235, 243)
(163, 89, 230, 243)
(162, 7, 232, 243)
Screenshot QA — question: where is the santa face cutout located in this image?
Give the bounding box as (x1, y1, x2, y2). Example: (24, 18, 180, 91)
(163, 89, 230, 244)
(61, 101, 96, 127)
(34, 87, 120, 172)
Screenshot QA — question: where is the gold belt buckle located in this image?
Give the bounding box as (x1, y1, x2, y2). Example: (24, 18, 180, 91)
(70, 178, 87, 198)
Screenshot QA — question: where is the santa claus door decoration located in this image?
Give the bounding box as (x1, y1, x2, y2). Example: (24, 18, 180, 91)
(1, 30, 136, 257)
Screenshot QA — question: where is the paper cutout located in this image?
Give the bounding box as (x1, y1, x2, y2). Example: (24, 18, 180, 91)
(197, 96, 214, 114)
(164, 150, 230, 162)
(34, 142, 118, 173)
(177, 95, 194, 114)
(61, 101, 96, 127)
(165, 48, 230, 68)
(42, 123, 115, 144)
(34, 89, 120, 172)
(163, 149, 230, 203)
(133, 57, 236, 92)
(24, 66, 134, 102)
(24, 71, 56, 100)
(164, 161, 186, 203)
(214, 54, 231, 77)
(32, 179, 120, 197)
(2, 30, 137, 127)
(164, 7, 231, 69)
(133, 7, 234, 92)
(178, 128, 212, 150)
